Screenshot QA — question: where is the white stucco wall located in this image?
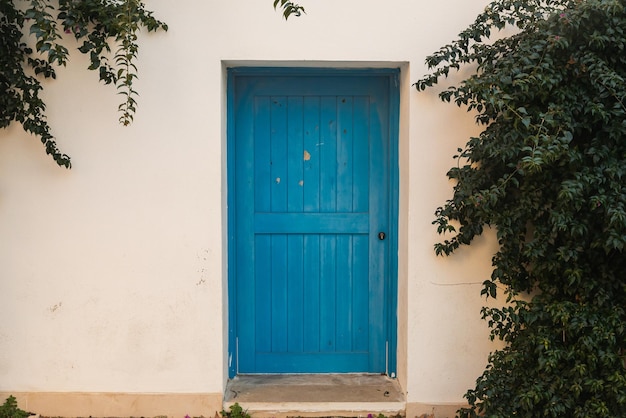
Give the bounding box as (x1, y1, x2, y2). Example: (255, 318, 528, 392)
(0, 0, 504, 415)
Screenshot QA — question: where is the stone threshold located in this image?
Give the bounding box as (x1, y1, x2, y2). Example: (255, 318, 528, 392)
(223, 374, 405, 417)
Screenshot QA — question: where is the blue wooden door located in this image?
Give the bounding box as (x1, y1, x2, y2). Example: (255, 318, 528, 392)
(229, 69, 397, 375)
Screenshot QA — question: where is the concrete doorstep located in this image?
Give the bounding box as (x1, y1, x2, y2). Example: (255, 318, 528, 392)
(223, 374, 405, 418)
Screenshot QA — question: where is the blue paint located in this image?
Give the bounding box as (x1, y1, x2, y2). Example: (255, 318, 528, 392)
(228, 68, 399, 376)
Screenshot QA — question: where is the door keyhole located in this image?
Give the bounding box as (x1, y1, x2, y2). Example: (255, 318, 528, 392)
(378, 232, 386, 240)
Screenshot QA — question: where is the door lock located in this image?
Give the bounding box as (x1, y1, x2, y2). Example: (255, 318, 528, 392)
(378, 232, 386, 240)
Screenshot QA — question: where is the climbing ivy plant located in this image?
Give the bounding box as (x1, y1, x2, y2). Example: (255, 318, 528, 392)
(0, 0, 303, 168)
(416, 0, 626, 416)
(0, 0, 168, 168)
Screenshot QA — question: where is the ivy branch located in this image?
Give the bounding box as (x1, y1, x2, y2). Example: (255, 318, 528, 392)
(115, 0, 140, 126)
(273, 0, 305, 19)
(2, 0, 307, 167)
(1, 0, 168, 168)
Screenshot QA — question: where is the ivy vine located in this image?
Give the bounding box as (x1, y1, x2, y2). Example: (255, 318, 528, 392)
(417, 0, 626, 416)
(273, 0, 305, 19)
(1, 0, 168, 168)
(0, 1, 305, 168)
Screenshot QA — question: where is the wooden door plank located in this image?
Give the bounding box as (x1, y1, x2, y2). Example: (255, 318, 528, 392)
(303, 97, 321, 213)
(337, 96, 354, 213)
(319, 234, 337, 353)
(255, 234, 272, 353)
(303, 234, 321, 352)
(319, 97, 337, 213)
(352, 97, 372, 354)
(235, 84, 258, 372)
(270, 96, 288, 212)
(271, 234, 288, 352)
(352, 235, 370, 351)
(367, 93, 389, 371)
(353, 96, 370, 212)
(254, 96, 272, 212)
(287, 97, 304, 212)
(287, 234, 304, 352)
(336, 235, 353, 352)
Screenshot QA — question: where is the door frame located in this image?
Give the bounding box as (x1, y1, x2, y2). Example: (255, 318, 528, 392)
(226, 67, 399, 378)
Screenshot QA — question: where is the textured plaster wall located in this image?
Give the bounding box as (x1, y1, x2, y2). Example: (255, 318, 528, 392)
(0, 0, 501, 409)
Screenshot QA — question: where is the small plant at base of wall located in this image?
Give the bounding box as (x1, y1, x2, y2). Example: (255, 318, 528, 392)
(0, 396, 35, 418)
(220, 403, 251, 418)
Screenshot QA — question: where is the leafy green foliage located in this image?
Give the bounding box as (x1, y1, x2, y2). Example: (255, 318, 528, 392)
(273, 0, 305, 19)
(0, 0, 167, 167)
(220, 403, 251, 418)
(0, 396, 34, 418)
(1, 0, 303, 167)
(416, 0, 626, 416)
